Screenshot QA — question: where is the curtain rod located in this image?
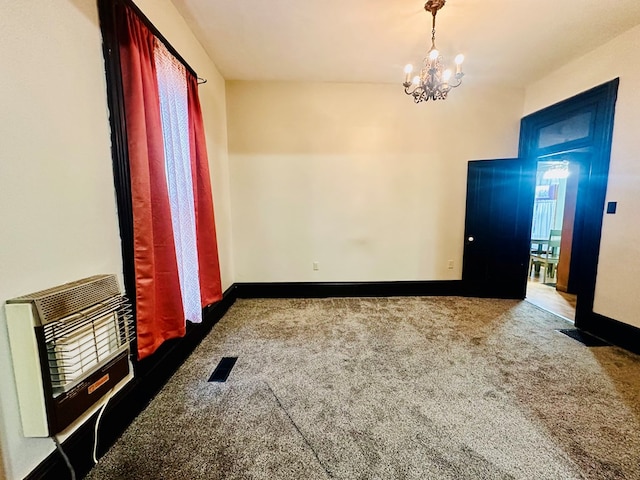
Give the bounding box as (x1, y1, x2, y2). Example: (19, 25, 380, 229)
(125, 0, 207, 85)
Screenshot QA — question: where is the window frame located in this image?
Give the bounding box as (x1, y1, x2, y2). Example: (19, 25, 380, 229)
(97, 0, 201, 320)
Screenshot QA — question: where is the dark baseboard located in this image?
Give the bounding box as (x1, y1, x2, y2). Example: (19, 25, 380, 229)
(27, 280, 465, 480)
(577, 311, 640, 355)
(235, 280, 464, 298)
(26, 279, 638, 479)
(25, 285, 237, 480)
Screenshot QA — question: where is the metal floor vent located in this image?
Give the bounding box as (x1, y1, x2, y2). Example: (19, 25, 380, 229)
(208, 357, 238, 382)
(557, 329, 610, 347)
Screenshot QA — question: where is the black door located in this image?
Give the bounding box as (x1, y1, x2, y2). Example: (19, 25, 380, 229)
(462, 159, 535, 299)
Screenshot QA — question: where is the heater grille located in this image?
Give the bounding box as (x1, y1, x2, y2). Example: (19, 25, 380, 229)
(8, 274, 120, 325)
(44, 296, 132, 395)
(5, 274, 134, 436)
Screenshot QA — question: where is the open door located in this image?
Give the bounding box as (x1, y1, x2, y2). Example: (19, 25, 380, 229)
(462, 159, 535, 298)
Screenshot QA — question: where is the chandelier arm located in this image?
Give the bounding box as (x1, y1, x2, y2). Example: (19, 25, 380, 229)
(447, 77, 463, 88)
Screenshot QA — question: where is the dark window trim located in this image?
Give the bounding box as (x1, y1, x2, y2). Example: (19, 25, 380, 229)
(98, 0, 198, 365)
(99, 0, 198, 79)
(530, 100, 600, 157)
(98, 0, 136, 311)
(97, 0, 202, 355)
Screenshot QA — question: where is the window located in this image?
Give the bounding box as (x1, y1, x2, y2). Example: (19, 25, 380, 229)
(98, 0, 222, 359)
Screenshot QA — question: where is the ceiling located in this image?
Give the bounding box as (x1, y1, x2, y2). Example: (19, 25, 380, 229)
(170, 0, 640, 88)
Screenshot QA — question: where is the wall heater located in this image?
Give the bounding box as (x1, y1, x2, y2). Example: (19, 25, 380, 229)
(5, 274, 134, 438)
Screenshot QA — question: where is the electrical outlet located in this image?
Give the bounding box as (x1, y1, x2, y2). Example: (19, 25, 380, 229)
(447, 260, 454, 270)
(313, 261, 319, 271)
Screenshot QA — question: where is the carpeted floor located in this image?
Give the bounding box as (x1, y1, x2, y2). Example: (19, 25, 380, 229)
(86, 297, 640, 479)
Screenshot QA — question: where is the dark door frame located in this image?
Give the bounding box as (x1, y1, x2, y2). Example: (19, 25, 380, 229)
(518, 79, 619, 330)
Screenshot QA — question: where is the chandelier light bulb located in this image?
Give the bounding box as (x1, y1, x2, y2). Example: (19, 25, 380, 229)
(455, 54, 464, 75)
(402, 1, 465, 103)
(404, 64, 413, 84)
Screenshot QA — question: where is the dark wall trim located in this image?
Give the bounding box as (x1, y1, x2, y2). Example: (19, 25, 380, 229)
(22, 279, 640, 479)
(235, 280, 464, 299)
(97, 0, 204, 326)
(97, 0, 136, 307)
(25, 285, 237, 480)
(580, 312, 640, 356)
(517, 79, 619, 331)
(24, 280, 465, 479)
(99, 0, 199, 79)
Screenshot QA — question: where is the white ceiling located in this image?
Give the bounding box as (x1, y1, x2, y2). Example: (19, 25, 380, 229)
(170, 0, 640, 88)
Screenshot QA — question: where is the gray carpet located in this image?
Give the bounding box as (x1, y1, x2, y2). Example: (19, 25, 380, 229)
(86, 297, 640, 479)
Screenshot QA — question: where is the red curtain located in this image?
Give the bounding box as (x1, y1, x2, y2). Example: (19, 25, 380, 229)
(187, 75, 223, 306)
(117, 5, 185, 359)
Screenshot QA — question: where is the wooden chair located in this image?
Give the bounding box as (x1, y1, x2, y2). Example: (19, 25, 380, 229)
(529, 229, 561, 283)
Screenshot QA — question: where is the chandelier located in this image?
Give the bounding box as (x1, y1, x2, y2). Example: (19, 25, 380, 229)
(403, 0, 464, 102)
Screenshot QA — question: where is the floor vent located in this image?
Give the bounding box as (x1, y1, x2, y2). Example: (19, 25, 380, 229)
(208, 357, 238, 382)
(557, 329, 610, 347)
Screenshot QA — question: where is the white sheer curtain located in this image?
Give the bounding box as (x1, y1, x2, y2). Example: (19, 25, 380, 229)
(531, 199, 555, 240)
(154, 42, 203, 323)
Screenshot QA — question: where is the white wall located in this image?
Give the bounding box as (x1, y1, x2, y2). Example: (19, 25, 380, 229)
(524, 24, 640, 329)
(227, 81, 524, 282)
(0, 1, 231, 478)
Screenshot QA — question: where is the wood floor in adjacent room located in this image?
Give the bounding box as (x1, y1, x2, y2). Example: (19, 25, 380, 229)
(526, 267, 577, 321)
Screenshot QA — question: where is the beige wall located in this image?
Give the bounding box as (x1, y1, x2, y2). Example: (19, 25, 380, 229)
(0, 1, 231, 478)
(524, 24, 640, 329)
(0, 439, 5, 480)
(227, 81, 524, 282)
(2, 1, 636, 477)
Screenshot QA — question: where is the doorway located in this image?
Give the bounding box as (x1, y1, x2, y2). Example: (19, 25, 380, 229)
(525, 158, 578, 321)
(461, 79, 618, 332)
(518, 79, 618, 329)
